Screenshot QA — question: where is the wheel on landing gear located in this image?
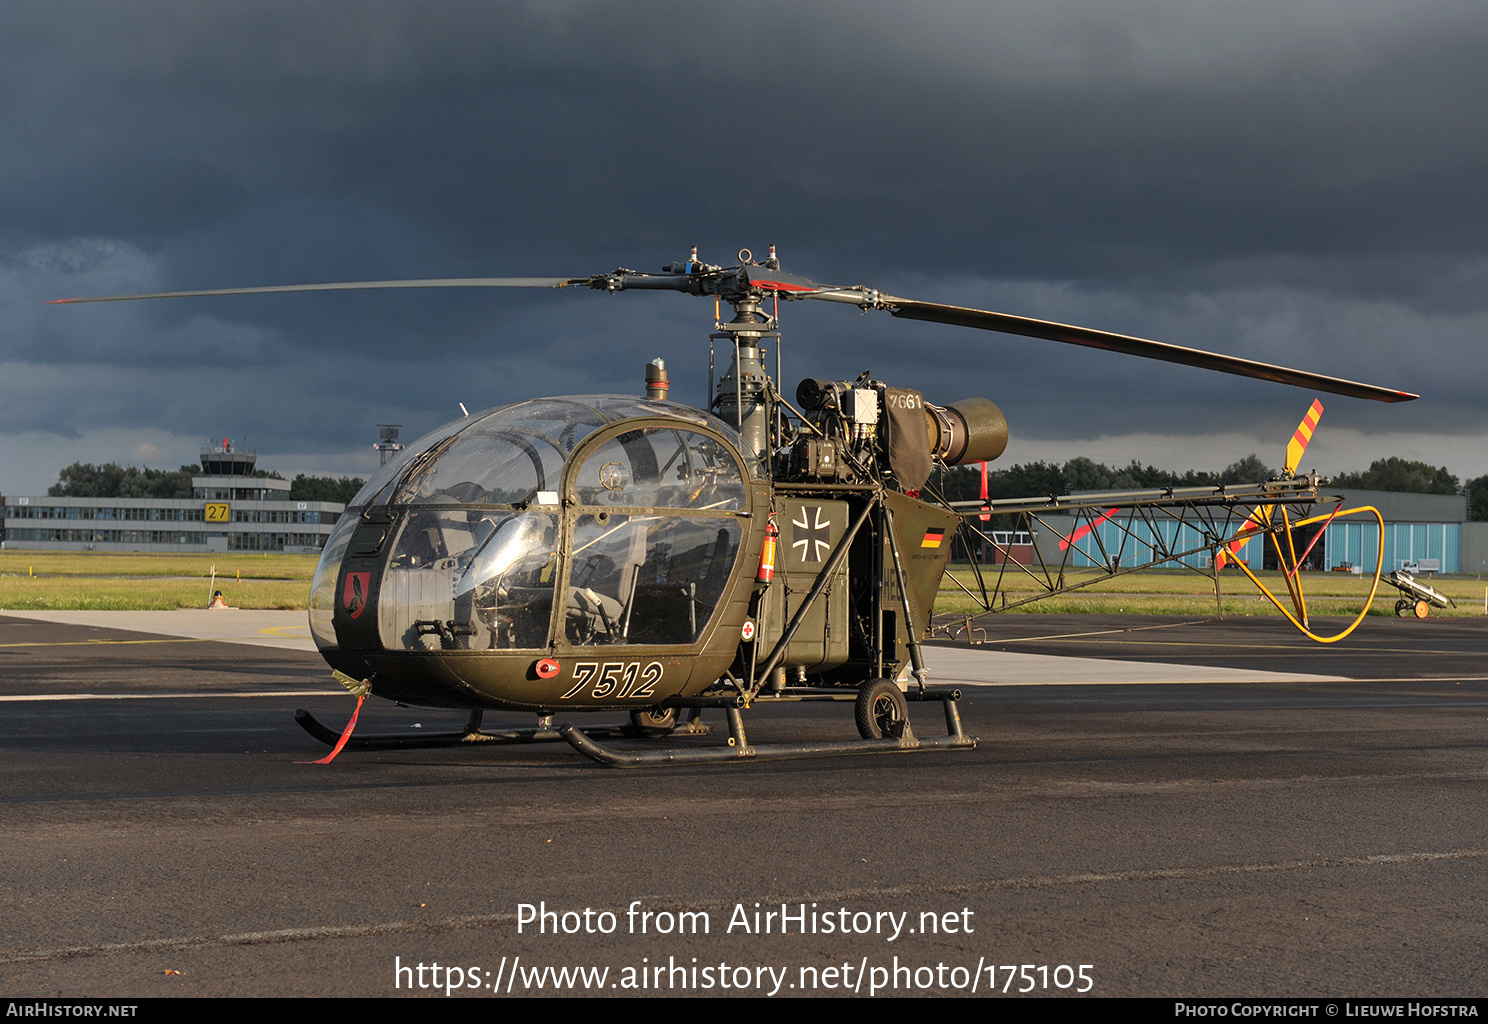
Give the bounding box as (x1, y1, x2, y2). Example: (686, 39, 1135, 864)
(627, 706, 677, 739)
(855, 679, 909, 740)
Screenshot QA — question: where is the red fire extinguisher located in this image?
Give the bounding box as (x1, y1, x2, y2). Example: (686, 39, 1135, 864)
(756, 515, 779, 584)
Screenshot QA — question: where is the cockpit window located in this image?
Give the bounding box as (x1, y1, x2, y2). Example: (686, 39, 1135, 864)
(573, 428, 747, 511)
(560, 425, 748, 646)
(346, 397, 745, 511)
(379, 508, 559, 651)
(308, 513, 359, 651)
(565, 513, 740, 645)
(390, 431, 556, 505)
(339, 398, 753, 652)
(389, 401, 607, 506)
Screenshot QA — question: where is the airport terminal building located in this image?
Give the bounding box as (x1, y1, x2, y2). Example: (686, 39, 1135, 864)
(1, 444, 344, 554)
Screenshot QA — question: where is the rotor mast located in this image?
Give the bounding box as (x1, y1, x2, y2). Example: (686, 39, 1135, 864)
(608, 244, 788, 463)
(712, 294, 776, 463)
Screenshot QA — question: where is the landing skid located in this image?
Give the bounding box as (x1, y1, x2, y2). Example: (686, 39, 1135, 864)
(294, 707, 708, 751)
(561, 689, 976, 767)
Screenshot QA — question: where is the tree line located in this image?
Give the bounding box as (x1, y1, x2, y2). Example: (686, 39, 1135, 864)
(45, 462, 366, 505)
(40, 455, 1488, 520)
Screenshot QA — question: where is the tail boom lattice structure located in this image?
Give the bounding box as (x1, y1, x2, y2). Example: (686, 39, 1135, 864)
(938, 479, 1385, 644)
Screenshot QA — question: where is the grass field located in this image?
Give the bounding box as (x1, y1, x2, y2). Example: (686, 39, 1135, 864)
(937, 564, 1486, 617)
(0, 551, 319, 580)
(0, 551, 319, 610)
(0, 550, 1482, 616)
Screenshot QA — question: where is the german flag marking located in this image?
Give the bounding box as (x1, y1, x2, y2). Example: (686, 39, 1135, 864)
(921, 527, 947, 548)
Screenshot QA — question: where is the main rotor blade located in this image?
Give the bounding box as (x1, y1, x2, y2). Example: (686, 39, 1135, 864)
(48, 277, 586, 304)
(884, 298, 1418, 404)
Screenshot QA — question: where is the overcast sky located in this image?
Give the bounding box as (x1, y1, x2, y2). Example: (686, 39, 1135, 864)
(3, 0, 1486, 494)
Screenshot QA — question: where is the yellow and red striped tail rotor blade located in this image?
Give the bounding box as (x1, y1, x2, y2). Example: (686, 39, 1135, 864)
(1285, 399, 1324, 475)
(1217, 400, 1322, 570)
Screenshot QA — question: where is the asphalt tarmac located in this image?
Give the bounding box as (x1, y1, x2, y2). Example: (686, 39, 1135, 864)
(1, 610, 1484, 998)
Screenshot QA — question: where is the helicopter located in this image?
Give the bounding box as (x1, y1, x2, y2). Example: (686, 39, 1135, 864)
(52, 246, 1417, 766)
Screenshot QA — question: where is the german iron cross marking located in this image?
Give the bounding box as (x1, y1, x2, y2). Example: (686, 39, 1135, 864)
(791, 506, 832, 563)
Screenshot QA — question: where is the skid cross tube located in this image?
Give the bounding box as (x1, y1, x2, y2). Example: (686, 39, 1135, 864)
(295, 707, 632, 751)
(559, 689, 974, 767)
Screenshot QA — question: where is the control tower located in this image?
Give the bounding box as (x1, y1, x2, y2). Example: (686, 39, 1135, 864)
(375, 425, 403, 467)
(200, 438, 257, 477)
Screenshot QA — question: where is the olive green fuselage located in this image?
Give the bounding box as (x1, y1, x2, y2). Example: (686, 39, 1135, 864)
(312, 398, 958, 713)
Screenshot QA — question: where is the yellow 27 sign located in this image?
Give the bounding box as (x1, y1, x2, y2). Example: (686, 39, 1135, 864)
(204, 503, 230, 522)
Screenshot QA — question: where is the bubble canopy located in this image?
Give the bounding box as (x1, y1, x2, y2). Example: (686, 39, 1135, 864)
(310, 396, 756, 655)
(347, 396, 750, 510)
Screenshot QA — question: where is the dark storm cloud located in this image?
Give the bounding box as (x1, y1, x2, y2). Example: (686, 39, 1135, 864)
(2, 0, 1485, 490)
